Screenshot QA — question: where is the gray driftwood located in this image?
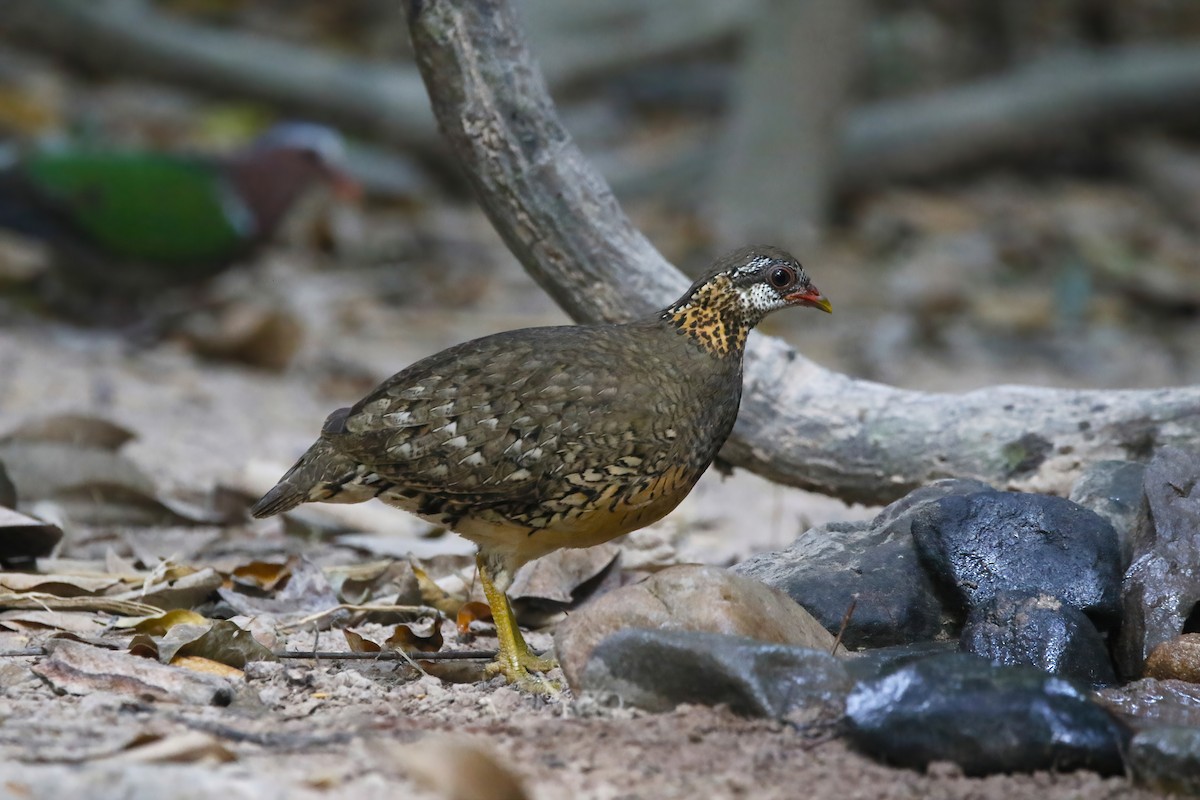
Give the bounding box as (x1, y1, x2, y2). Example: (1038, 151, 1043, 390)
(404, 0, 1200, 506)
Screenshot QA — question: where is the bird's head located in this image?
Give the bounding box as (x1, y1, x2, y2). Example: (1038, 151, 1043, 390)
(248, 122, 360, 200)
(663, 246, 830, 357)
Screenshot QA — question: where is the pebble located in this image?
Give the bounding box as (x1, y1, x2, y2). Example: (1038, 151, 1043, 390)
(1144, 634, 1200, 684)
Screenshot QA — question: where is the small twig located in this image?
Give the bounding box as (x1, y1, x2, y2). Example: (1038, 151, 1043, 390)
(273, 649, 497, 661)
(1, 647, 498, 661)
(830, 597, 857, 657)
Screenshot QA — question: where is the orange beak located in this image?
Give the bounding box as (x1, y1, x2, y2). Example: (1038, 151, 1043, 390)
(786, 285, 832, 313)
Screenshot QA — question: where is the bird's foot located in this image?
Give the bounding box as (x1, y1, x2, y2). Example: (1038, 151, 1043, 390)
(486, 649, 561, 694)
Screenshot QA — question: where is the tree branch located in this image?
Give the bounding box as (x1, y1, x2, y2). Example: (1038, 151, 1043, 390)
(404, 0, 1200, 505)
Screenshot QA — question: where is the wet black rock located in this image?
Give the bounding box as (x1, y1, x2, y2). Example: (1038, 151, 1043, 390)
(579, 628, 853, 719)
(911, 490, 1122, 628)
(734, 479, 989, 648)
(960, 590, 1116, 687)
(843, 640, 959, 684)
(1115, 447, 1200, 680)
(1069, 460, 1146, 570)
(1129, 726, 1200, 795)
(845, 653, 1128, 776)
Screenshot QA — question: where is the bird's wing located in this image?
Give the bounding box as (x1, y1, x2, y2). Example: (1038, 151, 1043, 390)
(20, 151, 248, 263)
(320, 325, 688, 501)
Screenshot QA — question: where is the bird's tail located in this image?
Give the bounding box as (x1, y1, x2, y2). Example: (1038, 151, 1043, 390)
(250, 438, 363, 518)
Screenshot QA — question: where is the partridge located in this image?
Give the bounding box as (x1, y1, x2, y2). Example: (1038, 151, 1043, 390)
(252, 246, 831, 687)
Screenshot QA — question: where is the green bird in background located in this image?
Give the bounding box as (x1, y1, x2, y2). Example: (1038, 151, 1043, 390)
(0, 123, 358, 312)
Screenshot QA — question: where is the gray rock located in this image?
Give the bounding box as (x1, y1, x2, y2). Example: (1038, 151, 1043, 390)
(553, 565, 835, 692)
(580, 628, 853, 719)
(960, 590, 1116, 687)
(1115, 447, 1200, 679)
(845, 652, 1129, 776)
(1129, 726, 1200, 795)
(1069, 460, 1147, 570)
(912, 491, 1122, 628)
(734, 479, 990, 648)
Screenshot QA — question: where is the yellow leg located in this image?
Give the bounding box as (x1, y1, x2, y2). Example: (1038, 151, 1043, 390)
(476, 554, 558, 690)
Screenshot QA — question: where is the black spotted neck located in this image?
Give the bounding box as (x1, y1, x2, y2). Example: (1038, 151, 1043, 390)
(661, 274, 759, 358)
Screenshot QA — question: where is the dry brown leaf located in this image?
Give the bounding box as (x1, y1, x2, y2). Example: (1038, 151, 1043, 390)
(508, 543, 619, 606)
(217, 558, 342, 625)
(169, 619, 277, 668)
(179, 303, 304, 371)
(43, 483, 219, 527)
(113, 609, 209, 636)
(0, 572, 127, 596)
(386, 621, 444, 654)
(411, 563, 465, 616)
(389, 735, 529, 800)
(456, 601, 493, 636)
(0, 609, 107, 634)
(129, 633, 160, 659)
(112, 568, 222, 610)
(99, 731, 237, 765)
(170, 655, 245, 680)
(230, 559, 293, 592)
(1, 414, 136, 451)
(343, 628, 381, 653)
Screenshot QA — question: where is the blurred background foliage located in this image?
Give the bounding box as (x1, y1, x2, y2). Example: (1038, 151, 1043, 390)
(0, 0, 1197, 393)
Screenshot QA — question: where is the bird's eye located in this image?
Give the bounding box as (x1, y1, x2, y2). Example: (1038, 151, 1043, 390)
(768, 266, 795, 289)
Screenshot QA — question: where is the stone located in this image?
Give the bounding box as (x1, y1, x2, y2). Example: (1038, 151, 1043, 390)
(1115, 447, 1200, 680)
(845, 653, 1129, 776)
(1144, 634, 1200, 684)
(960, 590, 1117, 687)
(1095, 678, 1200, 730)
(553, 565, 835, 691)
(911, 490, 1122, 627)
(1129, 726, 1200, 795)
(734, 479, 990, 648)
(580, 628, 853, 719)
(1068, 460, 1147, 569)
(842, 640, 959, 684)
